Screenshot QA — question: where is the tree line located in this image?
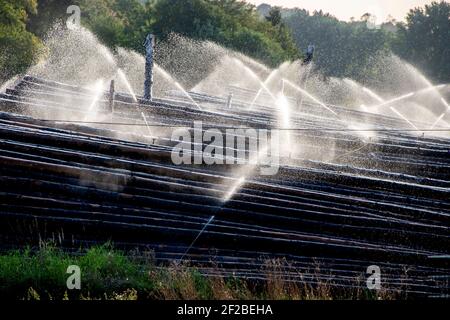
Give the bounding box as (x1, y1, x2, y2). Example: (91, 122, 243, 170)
(0, 0, 448, 85)
(275, 1, 449, 84)
(0, 0, 299, 83)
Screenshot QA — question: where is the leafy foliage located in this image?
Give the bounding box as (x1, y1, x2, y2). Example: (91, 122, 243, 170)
(27, 0, 72, 37)
(0, 0, 299, 78)
(76, 0, 154, 52)
(283, 9, 392, 81)
(0, 244, 397, 300)
(0, 0, 44, 82)
(280, 1, 449, 83)
(0, 0, 448, 85)
(393, 1, 450, 83)
(150, 0, 299, 66)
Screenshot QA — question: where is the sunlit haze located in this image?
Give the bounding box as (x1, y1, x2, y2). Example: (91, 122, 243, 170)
(247, 0, 437, 22)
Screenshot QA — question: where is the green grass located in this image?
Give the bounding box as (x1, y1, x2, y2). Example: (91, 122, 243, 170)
(0, 243, 397, 300)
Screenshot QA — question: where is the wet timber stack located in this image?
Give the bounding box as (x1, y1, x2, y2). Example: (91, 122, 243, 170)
(0, 75, 449, 297)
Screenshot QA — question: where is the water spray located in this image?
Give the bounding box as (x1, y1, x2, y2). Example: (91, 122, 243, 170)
(233, 58, 277, 103)
(389, 107, 420, 131)
(430, 112, 447, 130)
(179, 215, 215, 262)
(249, 68, 280, 109)
(141, 112, 152, 136)
(87, 79, 105, 112)
(362, 87, 384, 103)
(221, 143, 274, 204)
(276, 93, 292, 155)
(117, 68, 155, 134)
(360, 85, 421, 131)
(117, 69, 138, 102)
(223, 177, 246, 203)
(282, 78, 338, 116)
(155, 65, 202, 110)
(430, 98, 450, 129)
(369, 92, 415, 109)
(298, 64, 313, 110)
(367, 85, 447, 110)
(404, 62, 449, 110)
(180, 149, 266, 261)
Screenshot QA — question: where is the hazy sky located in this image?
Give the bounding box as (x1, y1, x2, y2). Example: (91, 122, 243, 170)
(247, 0, 436, 22)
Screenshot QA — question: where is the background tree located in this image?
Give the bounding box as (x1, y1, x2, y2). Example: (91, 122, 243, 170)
(393, 1, 450, 83)
(151, 0, 299, 66)
(0, 0, 44, 82)
(27, 0, 72, 37)
(266, 6, 282, 26)
(282, 8, 393, 82)
(0, 0, 448, 89)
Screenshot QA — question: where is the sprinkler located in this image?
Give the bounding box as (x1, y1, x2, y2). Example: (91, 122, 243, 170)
(143, 33, 155, 101)
(108, 80, 115, 114)
(226, 93, 233, 109)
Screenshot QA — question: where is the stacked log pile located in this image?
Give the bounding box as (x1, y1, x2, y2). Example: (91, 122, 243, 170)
(0, 76, 448, 296)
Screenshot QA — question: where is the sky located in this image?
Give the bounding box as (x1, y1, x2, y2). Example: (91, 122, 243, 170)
(246, 0, 436, 22)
